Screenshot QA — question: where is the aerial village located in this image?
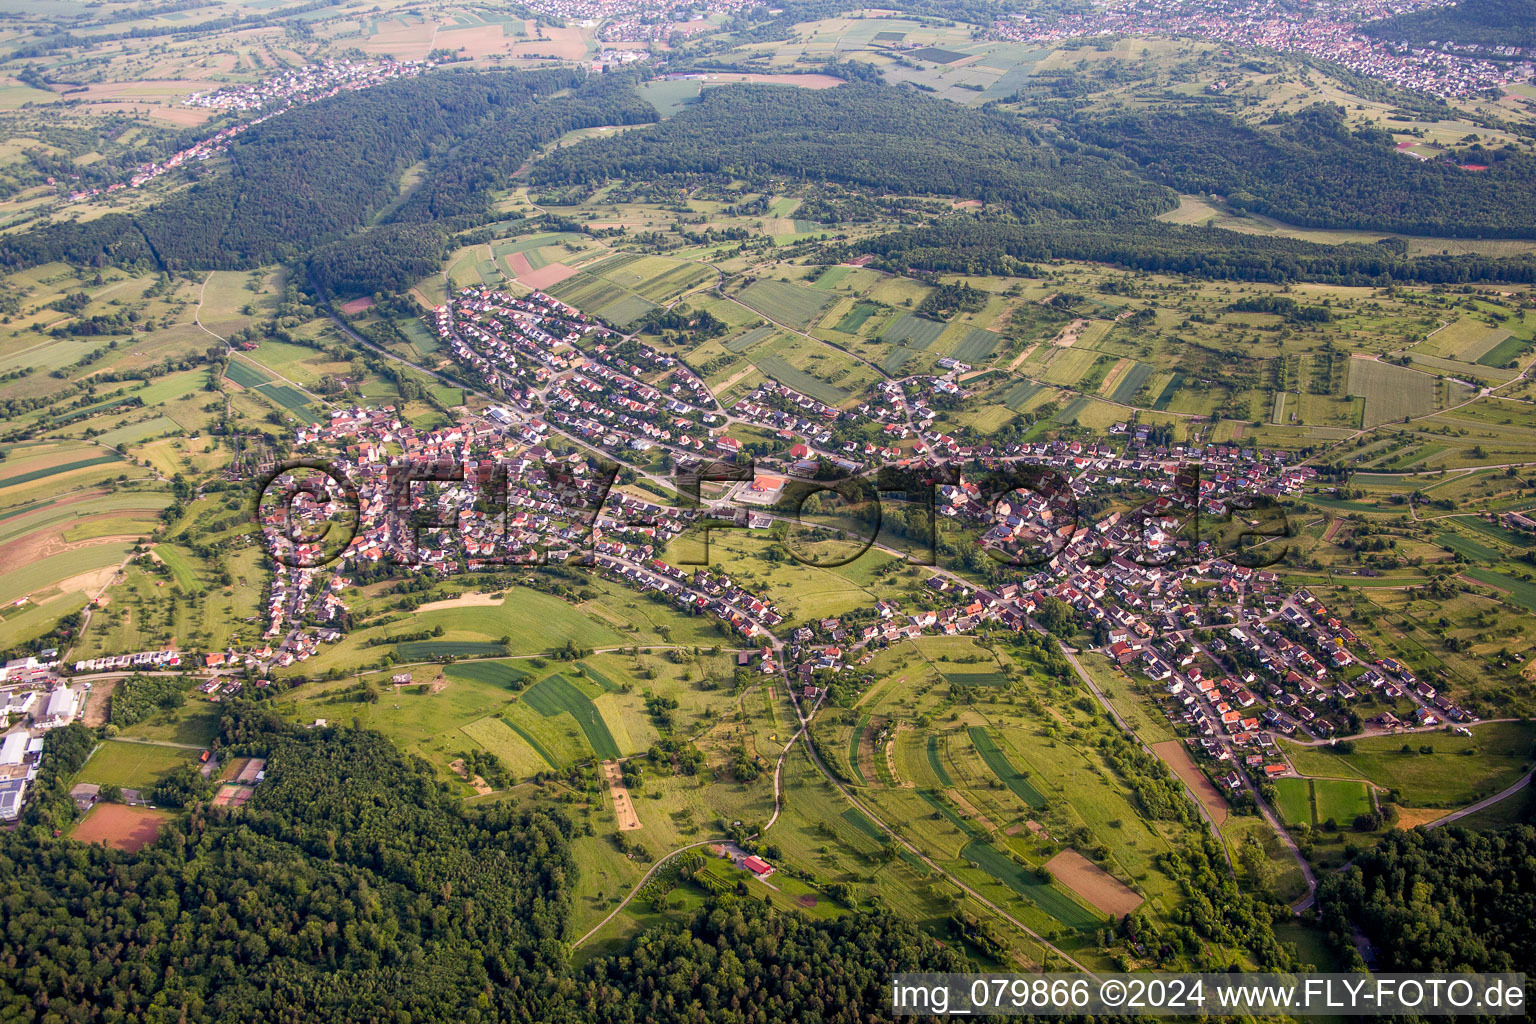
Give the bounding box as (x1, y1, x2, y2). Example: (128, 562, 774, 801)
(27, 285, 1474, 824)
(254, 287, 1475, 798)
(993, 0, 1535, 98)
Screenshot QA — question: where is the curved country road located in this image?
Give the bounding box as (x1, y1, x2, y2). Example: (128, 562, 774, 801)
(572, 838, 727, 949)
(1425, 767, 1535, 830)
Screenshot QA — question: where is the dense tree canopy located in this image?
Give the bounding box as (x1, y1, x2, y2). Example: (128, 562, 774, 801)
(0, 68, 656, 280)
(1318, 824, 1536, 972)
(573, 902, 971, 1024)
(1069, 104, 1536, 238)
(856, 216, 1536, 285)
(391, 75, 657, 228)
(306, 222, 451, 299)
(0, 716, 574, 1023)
(532, 83, 1175, 222)
(0, 707, 996, 1023)
(135, 67, 581, 269)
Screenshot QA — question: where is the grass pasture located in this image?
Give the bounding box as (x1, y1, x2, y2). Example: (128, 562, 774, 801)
(396, 640, 509, 660)
(834, 301, 881, 334)
(736, 279, 832, 330)
(928, 734, 955, 787)
(1037, 348, 1103, 387)
(224, 360, 272, 389)
(1416, 318, 1513, 362)
(749, 354, 848, 405)
(961, 840, 1101, 931)
(968, 727, 1045, 808)
(881, 314, 947, 349)
(460, 714, 552, 775)
(253, 383, 319, 422)
(443, 660, 530, 689)
(1346, 358, 1437, 427)
(1281, 721, 1536, 808)
(725, 325, 777, 353)
(949, 328, 1001, 364)
(520, 673, 621, 760)
(1477, 335, 1530, 368)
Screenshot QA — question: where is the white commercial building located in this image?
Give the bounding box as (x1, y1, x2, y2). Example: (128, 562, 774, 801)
(0, 729, 28, 765)
(39, 687, 79, 728)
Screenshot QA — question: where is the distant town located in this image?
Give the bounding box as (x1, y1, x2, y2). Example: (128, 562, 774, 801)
(993, 0, 1535, 97)
(61, 59, 433, 205)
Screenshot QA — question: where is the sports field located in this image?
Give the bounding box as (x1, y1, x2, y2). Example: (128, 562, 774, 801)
(71, 803, 174, 852)
(1312, 778, 1373, 824)
(1281, 721, 1536, 807)
(77, 740, 196, 790)
(1272, 777, 1313, 826)
(1271, 776, 1373, 827)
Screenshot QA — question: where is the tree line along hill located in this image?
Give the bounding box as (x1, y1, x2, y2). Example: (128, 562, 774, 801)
(3, 68, 1536, 298)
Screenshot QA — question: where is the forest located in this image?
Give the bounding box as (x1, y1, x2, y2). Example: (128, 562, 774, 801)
(10, 75, 1536, 294)
(1, 713, 575, 1022)
(135, 67, 580, 268)
(854, 216, 1536, 285)
(531, 83, 1175, 222)
(0, 706, 976, 1023)
(306, 222, 452, 298)
(0, 69, 657, 288)
(1317, 825, 1536, 972)
(1360, 0, 1536, 51)
(1068, 104, 1536, 238)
